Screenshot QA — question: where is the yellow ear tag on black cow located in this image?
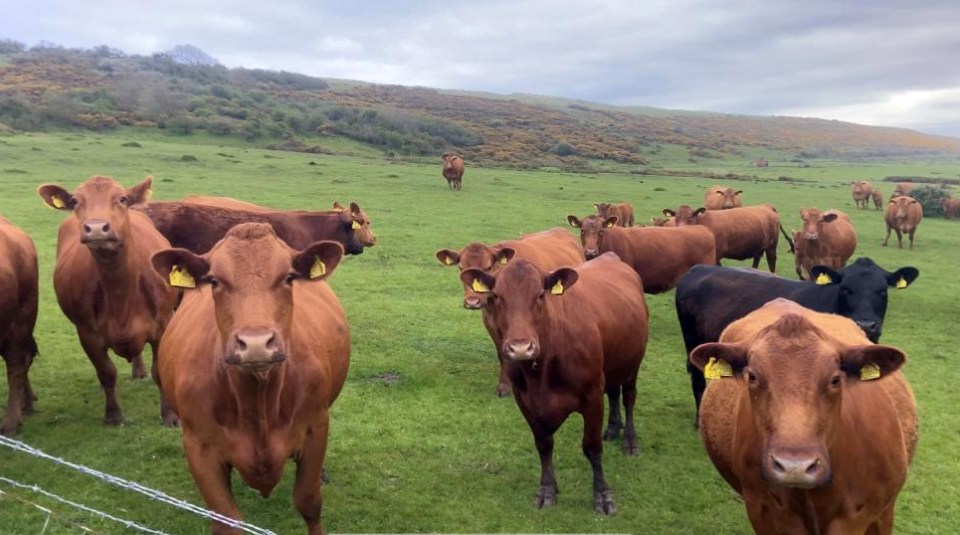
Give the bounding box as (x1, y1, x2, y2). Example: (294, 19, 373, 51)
(704, 357, 733, 380)
(860, 363, 881, 381)
(169, 265, 196, 288)
(816, 273, 832, 285)
(896, 277, 907, 289)
(471, 278, 490, 293)
(51, 196, 66, 209)
(351, 220, 361, 230)
(310, 257, 326, 279)
(551, 280, 565, 295)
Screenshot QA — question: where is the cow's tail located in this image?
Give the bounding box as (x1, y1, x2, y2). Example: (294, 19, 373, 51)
(779, 223, 796, 253)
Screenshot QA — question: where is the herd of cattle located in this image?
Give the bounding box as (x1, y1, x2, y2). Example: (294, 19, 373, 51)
(0, 170, 933, 533)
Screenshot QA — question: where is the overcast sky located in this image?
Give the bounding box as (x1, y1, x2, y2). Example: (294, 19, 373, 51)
(4, 1, 959, 136)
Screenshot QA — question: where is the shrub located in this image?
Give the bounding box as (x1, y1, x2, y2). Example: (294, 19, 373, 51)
(552, 142, 577, 156)
(910, 185, 951, 217)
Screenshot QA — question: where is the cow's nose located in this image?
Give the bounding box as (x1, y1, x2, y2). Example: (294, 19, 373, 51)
(585, 248, 599, 259)
(232, 331, 284, 364)
(504, 339, 539, 360)
(767, 451, 828, 488)
(804, 233, 818, 241)
(856, 320, 880, 341)
(82, 220, 111, 240)
(463, 295, 483, 309)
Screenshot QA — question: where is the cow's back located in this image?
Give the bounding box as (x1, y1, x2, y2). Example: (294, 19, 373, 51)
(601, 226, 715, 293)
(503, 228, 584, 271)
(699, 205, 779, 260)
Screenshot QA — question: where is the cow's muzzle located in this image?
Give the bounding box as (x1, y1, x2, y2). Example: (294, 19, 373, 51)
(225, 331, 287, 369)
(764, 448, 831, 489)
(81, 219, 120, 250)
(503, 339, 539, 361)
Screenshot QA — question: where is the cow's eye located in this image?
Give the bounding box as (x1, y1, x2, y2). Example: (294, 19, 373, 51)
(830, 373, 843, 388)
(118, 196, 128, 206)
(285, 273, 297, 285)
(207, 277, 220, 289)
(745, 369, 758, 387)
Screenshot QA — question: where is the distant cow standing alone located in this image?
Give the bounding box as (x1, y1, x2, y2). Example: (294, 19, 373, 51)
(851, 181, 873, 210)
(883, 196, 923, 249)
(442, 154, 464, 190)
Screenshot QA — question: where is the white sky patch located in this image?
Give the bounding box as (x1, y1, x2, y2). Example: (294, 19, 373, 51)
(315, 37, 364, 55)
(782, 86, 960, 131)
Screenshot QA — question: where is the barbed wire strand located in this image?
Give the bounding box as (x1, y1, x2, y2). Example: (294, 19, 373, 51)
(0, 435, 276, 535)
(1, 480, 111, 534)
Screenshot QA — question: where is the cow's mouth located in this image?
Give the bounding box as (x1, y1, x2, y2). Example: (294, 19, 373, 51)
(81, 237, 121, 250)
(224, 352, 287, 371)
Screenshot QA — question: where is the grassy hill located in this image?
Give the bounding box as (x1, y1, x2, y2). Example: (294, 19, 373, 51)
(1, 41, 959, 171)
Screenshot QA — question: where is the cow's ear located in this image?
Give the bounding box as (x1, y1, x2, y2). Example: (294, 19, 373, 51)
(495, 247, 516, 266)
(887, 267, 919, 290)
(693, 208, 707, 218)
(152, 248, 210, 289)
(125, 176, 153, 206)
(543, 267, 578, 296)
(332, 202, 345, 213)
(840, 344, 906, 381)
(822, 213, 838, 223)
(567, 215, 582, 228)
(662, 208, 676, 217)
(460, 268, 495, 294)
(435, 249, 460, 267)
(799, 208, 809, 220)
(810, 265, 841, 285)
(349, 201, 362, 215)
(604, 216, 619, 228)
(909, 199, 919, 205)
(735, 190, 743, 196)
(689, 343, 747, 378)
(38, 184, 76, 211)
(293, 241, 344, 282)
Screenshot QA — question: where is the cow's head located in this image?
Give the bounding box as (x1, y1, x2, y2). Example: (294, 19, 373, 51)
(690, 310, 906, 489)
(38, 176, 153, 255)
(662, 205, 705, 226)
(152, 223, 342, 377)
(798, 207, 838, 241)
(809, 258, 918, 342)
(334, 201, 376, 247)
(715, 188, 742, 209)
(460, 259, 578, 362)
(888, 196, 919, 222)
(436, 243, 514, 309)
(852, 181, 870, 193)
(651, 216, 675, 227)
(567, 214, 617, 259)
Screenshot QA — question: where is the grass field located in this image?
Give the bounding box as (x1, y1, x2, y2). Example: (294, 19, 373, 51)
(0, 130, 958, 533)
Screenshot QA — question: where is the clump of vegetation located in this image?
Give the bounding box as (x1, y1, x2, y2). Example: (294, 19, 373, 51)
(180, 154, 197, 161)
(910, 185, 951, 217)
(121, 141, 142, 147)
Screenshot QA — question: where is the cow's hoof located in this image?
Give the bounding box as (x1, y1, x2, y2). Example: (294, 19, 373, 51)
(0, 421, 20, 436)
(496, 384, 512, 397)
(103, 412, 124, 426)
(603, 424, 621, 441)
(321, 469, 330, 484)
(534, 486, 557, 508)
(162, 414, 181, 428)
(594, 490, 617, 515)
(623, 438, 639, 456)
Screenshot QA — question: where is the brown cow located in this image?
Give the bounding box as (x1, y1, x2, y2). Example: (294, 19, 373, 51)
(137, 202, 365, 255)
(0, 217, 39, 435)
(442, 153, 464, 190)
(650, 216, 675, 227)
(152, 223, 350, 535)
(461, 253, 648, 514)
(567, 214, 715, 293)
(851, 181, 873, 210)
(883, 196, 923, 249)
(690, 298, 917, 534)
(793, 208, 857, 280)
(872, 189, 884, 210)
(893, 182, 915, 199)
(38, 176, 179, 425)
(184, 196, 378, 247)
(704, 185, 743, 210)
(594, 202, 635, 227)
(942, 198, 960, 219)
(436, 228, 585, 396)
(662, 204, 791, 272)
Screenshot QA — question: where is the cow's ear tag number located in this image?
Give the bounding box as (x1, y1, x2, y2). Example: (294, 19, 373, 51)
(704, 357, 733, 380)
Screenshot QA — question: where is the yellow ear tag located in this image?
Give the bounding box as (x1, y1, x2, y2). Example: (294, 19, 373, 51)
(310, 257, 326, 279)
(499, 256, 508, 265)
(816, 273, 832, 285)
(169, 265, 196, 288)
(351, 220, 361, 230)
(551, 280, 564, 295)
(896, 277, 907, 289)
(443, 256, 453, 266)
(605, 222, 615, 228)
(860, 363, 881, 381)
(704, 357, 733, 380)
(471, 278, 489, 293)
(51, 196, 66, 209)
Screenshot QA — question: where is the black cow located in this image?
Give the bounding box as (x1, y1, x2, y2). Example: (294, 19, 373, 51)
(675, 258, 919, 421)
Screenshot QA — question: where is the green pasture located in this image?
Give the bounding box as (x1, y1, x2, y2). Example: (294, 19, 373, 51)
(0, 130, 958, 533)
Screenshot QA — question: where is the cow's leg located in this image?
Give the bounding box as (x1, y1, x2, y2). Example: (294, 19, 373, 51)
(496, 353, 511, 397)
(1, 353, 28, 435)
(908, 229, 916, 250)
(603, 384, 622, 441)
(78, 331, 122, 425)
(294, 414, 329, 535)
(150, 341, 179, 427)
(130, 353, 147, 380)
(751, 253, 762, 269)
(895, 228, 904, 249)
(687, 360, 707, 428)
(765, 246, 777, 273)
(582, 391, 615, 515)
(184, 434, 242, 535)
(621, 377, 639, 456)
(882, 225, 891, 246)
(865, 505, 896, 535)
(517, 402, 561, 508)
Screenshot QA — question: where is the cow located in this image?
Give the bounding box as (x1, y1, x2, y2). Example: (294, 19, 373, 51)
(37, 176, 179, 425)
(883, 196, 923, 250)
(442, 153, 464, 190)
(594, 202, 635, 227)
(851, 181, 873, 209)
(460, 253, 648, 514)
(183, 196, 378, 247)
(691, 298, 917, 535)
(567, 214, 715, 293)
(872, 189, 884, 210)
(893, 182, 915, 199)
(942, 198, 960, 219)
(704, 185, 742, 210)
(0, 217, 39, 435)
(436, 228, 584, 396)
(675, 259, 919, 422)
(650, 216, 675, 227)
(152, 223, 350, 535)
(137, 202, 365, 255)
(793, 208, 857, 280)
(661, 204, 793, 272)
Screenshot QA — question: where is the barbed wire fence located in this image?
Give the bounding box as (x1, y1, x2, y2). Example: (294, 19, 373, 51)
(0, 434, 276, 535)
